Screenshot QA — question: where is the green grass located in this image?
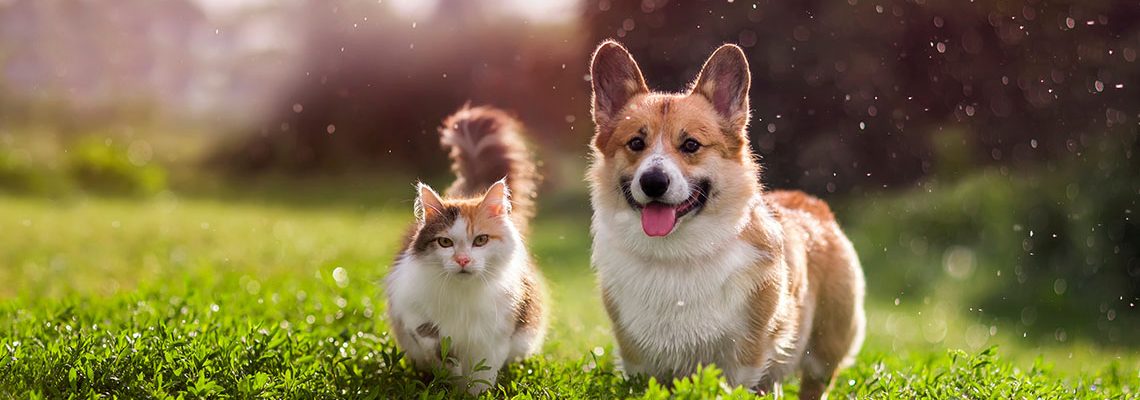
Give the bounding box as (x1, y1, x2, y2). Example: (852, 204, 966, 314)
(1, 183, 1138, 398)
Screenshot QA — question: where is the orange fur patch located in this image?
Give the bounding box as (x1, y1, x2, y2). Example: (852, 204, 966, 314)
(765, 190, 836, 222)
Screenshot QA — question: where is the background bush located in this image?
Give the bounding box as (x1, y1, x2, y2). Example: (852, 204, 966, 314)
(67, 139, 167, 196)
(844, 135, 1139, 346)
(0, 140, 168, 197)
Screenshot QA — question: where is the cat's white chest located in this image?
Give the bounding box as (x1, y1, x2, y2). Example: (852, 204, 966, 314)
(387, 259, 515, 348)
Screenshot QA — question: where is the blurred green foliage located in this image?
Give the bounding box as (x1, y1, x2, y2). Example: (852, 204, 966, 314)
(0, 139, 167, 197)
(68, 139, 167, 196)
(844, 135, 1139, 345)
(0, 148, 52, 194)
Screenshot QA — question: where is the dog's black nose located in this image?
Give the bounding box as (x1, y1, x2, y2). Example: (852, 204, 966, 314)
(639, 169, 670, 198)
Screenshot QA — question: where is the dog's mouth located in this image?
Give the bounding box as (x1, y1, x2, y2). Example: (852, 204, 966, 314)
(621, 179, 711, 237)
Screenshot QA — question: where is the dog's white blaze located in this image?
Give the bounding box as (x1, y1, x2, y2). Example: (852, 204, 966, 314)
(630, 137, 690, 204)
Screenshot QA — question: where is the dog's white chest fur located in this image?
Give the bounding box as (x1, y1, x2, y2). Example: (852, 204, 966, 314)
(593, 217, 765, 380)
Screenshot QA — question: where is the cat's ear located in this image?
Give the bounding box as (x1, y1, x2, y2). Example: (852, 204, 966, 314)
(479, 179, 511, 217)
(415, 183, 445, 221)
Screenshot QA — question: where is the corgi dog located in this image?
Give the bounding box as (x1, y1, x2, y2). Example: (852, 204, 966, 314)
(385, 106, 547, 394)
(586, 41, 866, 399)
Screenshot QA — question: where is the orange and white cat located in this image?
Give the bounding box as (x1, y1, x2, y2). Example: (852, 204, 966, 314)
(586, 41, 866, 399)
(385, 106, 546, 394)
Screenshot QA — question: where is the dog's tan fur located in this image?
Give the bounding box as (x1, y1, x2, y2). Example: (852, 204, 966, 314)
(587, 40, 865, 399)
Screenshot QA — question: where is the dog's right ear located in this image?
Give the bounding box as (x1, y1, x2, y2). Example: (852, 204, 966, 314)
(691, 44, 751, 135)
(590, 40, 648, 143)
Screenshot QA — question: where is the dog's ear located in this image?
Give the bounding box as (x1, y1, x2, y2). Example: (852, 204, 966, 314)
(691, 44, 751, 134)
(590, 40, 648, 144)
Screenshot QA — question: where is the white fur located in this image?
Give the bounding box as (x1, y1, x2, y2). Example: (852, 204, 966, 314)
(591, 149, 811, 388)
(593, 228, 759, 380)
(385, 215, 540, 394)
(630, 137, 691, 204)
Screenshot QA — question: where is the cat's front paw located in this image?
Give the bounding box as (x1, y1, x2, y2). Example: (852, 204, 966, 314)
(412, 322, 442, 358)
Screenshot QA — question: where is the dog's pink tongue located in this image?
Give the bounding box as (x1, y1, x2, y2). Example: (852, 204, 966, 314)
(641, 203, 678, 237)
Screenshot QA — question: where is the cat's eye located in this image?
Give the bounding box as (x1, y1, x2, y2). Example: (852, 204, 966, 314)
(473, 234, 490, 247)
(436, 237, 453, 248)
(627, 137, 646, 152)
(680, 138, 701, 154)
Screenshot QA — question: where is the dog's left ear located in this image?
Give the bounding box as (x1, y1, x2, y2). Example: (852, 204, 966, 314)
(691, 44, 751, 133)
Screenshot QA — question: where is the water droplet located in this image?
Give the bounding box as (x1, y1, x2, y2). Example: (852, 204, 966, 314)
(333, 267, 350, 288)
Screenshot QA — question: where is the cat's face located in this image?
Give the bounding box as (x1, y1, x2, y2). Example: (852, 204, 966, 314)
(410, 181, 518, 277)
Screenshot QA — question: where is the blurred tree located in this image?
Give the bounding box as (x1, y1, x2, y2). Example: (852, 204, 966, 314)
(0, 0, 210, 131)
(218, 0, 587, 175)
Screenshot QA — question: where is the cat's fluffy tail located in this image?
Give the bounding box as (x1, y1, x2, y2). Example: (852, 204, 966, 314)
(439, 105, 540, 232)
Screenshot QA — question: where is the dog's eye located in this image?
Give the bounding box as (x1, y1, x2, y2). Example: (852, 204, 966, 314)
(473, 234, 489, 247)
(681, 138, 701, 154)
(627, 137, 646, 152)
(436, 237, 453, 248)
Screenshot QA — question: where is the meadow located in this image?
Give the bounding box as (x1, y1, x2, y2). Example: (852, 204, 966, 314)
(3, 0, 1138, 397)
(1, 170, 1137, 398)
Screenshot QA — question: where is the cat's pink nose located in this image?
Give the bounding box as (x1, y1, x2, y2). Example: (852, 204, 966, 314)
(454, 255, 471, 267)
